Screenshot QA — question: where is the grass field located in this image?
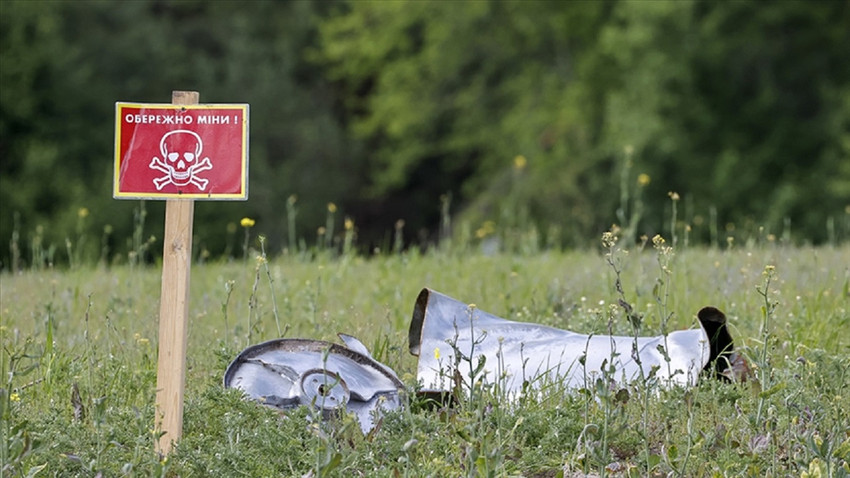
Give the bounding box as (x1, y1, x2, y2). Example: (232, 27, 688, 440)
(2, 239, 849, 477)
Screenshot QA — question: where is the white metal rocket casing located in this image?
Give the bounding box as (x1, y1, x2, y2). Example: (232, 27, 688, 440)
(409, 288, 712, 394)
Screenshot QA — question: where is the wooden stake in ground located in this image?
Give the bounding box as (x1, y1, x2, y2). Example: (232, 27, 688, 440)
(115, 90, 247, 454)
(154, 90, 198, 455)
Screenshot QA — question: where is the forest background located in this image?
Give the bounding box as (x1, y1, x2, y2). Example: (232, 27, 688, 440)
(1, 0, 849, 268)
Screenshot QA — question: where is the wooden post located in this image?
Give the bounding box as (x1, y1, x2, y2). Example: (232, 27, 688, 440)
(155, 90, 198, 455)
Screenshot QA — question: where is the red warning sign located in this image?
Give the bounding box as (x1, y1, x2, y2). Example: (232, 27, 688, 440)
(114, 103, 249, 199)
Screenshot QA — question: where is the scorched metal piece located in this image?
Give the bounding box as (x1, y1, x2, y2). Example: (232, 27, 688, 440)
(409, 288, 735, 396)
(224, 335, 404, 433)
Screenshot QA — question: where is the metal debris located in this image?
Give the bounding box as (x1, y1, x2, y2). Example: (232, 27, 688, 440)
(226, 288, 738, 431)
(224, 335, 404, 433)
(409, 288, 730, 396)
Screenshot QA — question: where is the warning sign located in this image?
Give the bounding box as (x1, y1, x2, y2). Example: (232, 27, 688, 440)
(114, 103, 249, 199)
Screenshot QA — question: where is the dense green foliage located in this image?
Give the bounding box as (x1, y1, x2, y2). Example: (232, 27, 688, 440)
(1, 0, 849, 269)
(2, 240, 849, 476)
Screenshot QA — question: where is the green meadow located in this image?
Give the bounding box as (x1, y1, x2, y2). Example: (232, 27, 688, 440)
(2, 234, 848, 477)
(3, 2, 849, 476)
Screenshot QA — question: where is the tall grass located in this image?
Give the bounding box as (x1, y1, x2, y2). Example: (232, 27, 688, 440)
(1, 212, 849, 476)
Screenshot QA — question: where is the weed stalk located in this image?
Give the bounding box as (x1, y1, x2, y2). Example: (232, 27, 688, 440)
(286, 195, 298, 255)
(439, 193, 452, 251)
(259, 236, 285, 337)
(325, 203, 336, 251)
(247, 257, 262, 345)
(129, 201, 148, 269)
(9, 211, 21, 271)
(652, 234, 675, 382)
(221, 279, 235, 348)
(668, 192, 680, 249)
(603, 229, 659, 475)
(754, 265, 778, 427)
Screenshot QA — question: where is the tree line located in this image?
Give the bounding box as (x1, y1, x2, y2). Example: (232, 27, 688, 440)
(1, 0, 848, 268)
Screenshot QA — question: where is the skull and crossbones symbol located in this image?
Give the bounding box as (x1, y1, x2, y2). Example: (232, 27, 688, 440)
(149, 130, 213, 190)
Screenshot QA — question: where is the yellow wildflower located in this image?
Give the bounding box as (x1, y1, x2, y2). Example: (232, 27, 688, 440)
(475, 220, 496, 238)
(802, 457, 827, 478)
(78, 207, 89, 218)
(240, 217, 255, 228)
(513, 155, 527, 170)
(637, 173, 650, 187)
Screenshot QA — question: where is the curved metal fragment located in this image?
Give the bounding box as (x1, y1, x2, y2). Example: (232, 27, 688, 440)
(409, 288, 729, 396)
(224, 337, 404, 433)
